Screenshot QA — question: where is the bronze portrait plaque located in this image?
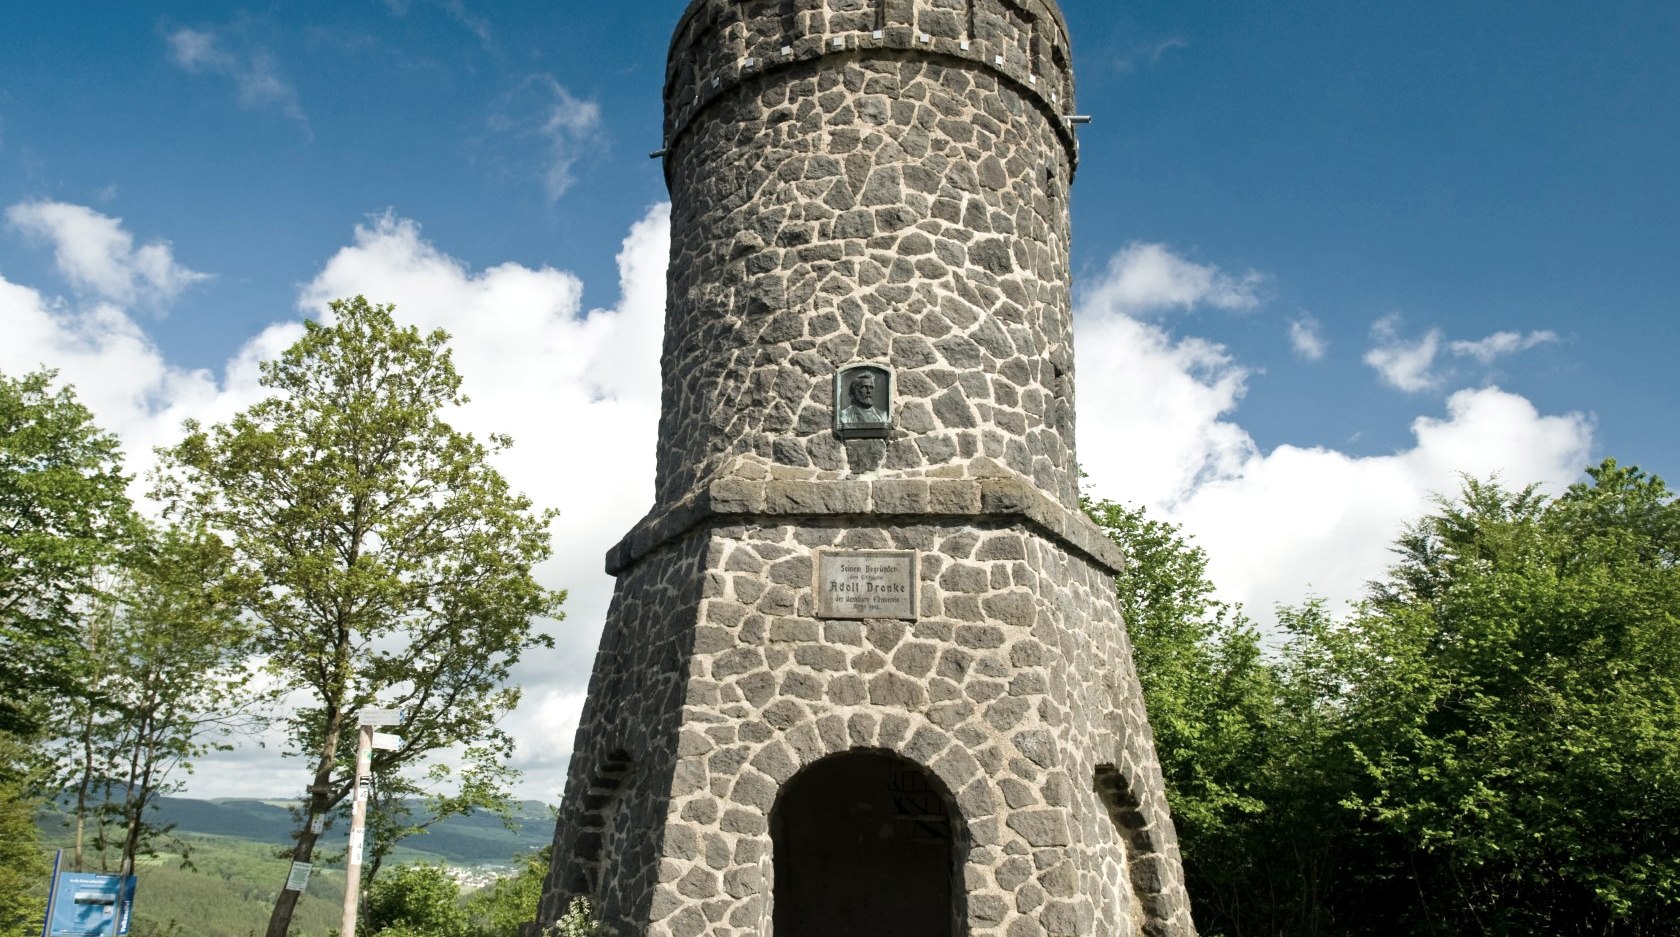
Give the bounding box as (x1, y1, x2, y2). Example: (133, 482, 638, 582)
(834, 363, 893, 439)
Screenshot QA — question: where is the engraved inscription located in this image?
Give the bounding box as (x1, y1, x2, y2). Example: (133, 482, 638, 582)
(816, 549, 918, 620)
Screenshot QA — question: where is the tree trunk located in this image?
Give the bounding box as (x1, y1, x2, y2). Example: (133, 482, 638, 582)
(72, 694, 99, 871)
(120, 709, 157, 873)
(264, 715, 345, 937)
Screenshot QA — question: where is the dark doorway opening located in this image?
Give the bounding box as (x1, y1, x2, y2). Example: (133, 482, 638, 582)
(772, 750, 964, 937)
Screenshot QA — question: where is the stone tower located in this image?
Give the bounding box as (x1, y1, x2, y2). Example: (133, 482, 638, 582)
(532, 1, 1194, 935)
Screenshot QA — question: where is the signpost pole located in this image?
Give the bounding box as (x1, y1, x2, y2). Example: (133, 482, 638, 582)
(39, 849, 62, 937)
(341, 707, 400, 937)
(340, 722, 373, 937)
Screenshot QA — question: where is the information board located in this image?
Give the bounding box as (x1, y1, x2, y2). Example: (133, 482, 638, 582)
(45, 870, 135, 936)
(284, 861, 313, 892)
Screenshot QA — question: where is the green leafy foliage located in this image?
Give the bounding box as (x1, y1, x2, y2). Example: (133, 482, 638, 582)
(51, 520, 257, 873)
(155, 297, 565, 937)
(0, 368, 136, 746)
(364, 864, 470, 937)
(1087, 498, 1321, 932)
(1319, 462, 1680, 932)
(465, 848, 547, 937)
(361, 856, 578, 937)
(0, 368, 137, 935)
(1085, 500, 1274, 836)
(1101, 460, 1680, 935)
(0, 778, 48, 937)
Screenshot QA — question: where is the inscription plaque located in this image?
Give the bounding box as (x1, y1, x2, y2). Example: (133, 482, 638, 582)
(816, 549, 918, 620)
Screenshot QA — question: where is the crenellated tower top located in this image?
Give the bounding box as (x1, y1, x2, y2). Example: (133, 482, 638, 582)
(661, 0, 1077, 176)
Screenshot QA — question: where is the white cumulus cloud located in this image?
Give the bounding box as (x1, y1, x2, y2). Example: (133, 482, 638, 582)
(1075, 309, 1255, 508)
(6, 201, 211, 308)
(1365, 315, 1563, 392)
(1449, 329, 1559, 363)
(0, 274, 291, 499)
(1363, 313, 1443, 392)
(1162, 387, 1592, 620)
(166, 26, 306, 124)
(489, 76, 604, 202)
(1082, 241, 1263, 318)
(1076, 247, 1594, 625)
(1288, 313, 1327, 360)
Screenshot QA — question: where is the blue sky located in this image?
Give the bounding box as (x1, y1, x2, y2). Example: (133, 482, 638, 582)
(2, 1, 1676, 800)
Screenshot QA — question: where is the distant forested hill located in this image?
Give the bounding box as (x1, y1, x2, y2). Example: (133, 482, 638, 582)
(40, 794, 556, 866)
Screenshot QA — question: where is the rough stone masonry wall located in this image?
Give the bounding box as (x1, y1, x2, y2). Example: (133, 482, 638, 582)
(652, 0, 1085, 512)
(534, 534, 710, 933)
(540, 510, 1190, 937)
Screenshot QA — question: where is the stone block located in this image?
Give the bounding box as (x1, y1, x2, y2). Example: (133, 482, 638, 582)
(872, 478, 930, 513)
(1006, 809, 1071, 847)
(868, 671, 928, 709)
(927, 479, 982, 513)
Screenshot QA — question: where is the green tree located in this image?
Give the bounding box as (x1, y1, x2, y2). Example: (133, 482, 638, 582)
(1322, 462, 1680, 933)
(364, 863, 469, 937)
(363, 750, 519, 889)
(1086, 499, 1301, 932)
(0, 369, 134, 937)
(0, 369, 136, 748)
(156, 297, 564, 937)
(52, 521, 256, 873)
(0, 774, 48, 937)
(1086, 499, 1274, 833)
(1091, 461, 1680, 935)
(466, 848, 548, 937)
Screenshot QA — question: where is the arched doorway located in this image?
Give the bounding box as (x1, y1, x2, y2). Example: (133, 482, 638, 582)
(771, 749, 964, 936)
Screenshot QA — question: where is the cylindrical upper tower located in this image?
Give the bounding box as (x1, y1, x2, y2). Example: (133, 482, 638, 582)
(654, 0, 1083, 511)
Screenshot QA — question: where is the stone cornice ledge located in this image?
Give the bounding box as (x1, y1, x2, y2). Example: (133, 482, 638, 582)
(606, 469, 1125, 577)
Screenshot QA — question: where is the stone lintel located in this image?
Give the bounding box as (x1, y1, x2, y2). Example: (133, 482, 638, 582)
(604, 470, 1125, 576)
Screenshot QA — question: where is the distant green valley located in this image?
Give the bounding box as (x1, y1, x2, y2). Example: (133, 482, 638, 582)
(33, 795, 555, 937)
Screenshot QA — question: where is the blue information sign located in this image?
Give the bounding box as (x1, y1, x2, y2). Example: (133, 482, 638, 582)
(43, 866, 136, 937)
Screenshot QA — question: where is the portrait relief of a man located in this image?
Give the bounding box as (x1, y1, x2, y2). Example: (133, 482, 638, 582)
(834, 364, 892, 437)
